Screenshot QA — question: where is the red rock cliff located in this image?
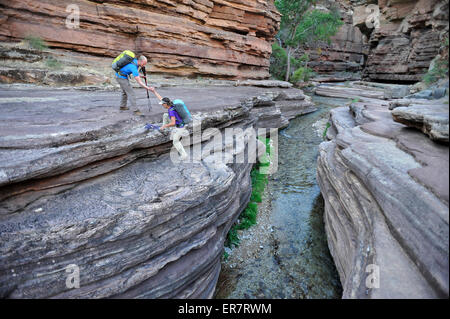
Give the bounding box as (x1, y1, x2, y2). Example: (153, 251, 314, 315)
(299, 0, 448, 84)
(356, 0, 449, 83)
(0, 0, 281, 79)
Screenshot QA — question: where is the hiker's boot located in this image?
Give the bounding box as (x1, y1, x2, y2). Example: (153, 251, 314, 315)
(159, 128, 169, 136)
(120, 106, 129, 111)
(134, 110, 144, 117)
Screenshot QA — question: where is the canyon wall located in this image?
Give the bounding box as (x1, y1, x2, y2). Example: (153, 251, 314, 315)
(0, 0, 280, 80)
(301, 0, 369, 82)
(305, 0, 448, 83)
(356, 0, 449, 83)
(1, 0, 447, 83)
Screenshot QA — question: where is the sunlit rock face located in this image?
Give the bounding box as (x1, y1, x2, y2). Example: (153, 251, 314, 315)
(0, 0, 281, 80)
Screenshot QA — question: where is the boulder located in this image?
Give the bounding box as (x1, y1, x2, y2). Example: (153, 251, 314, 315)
(392, 102, 449, 143)
(235, 80, 293, 88)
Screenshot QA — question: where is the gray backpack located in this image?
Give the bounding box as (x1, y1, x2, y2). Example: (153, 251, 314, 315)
(172, 99, 192, 125)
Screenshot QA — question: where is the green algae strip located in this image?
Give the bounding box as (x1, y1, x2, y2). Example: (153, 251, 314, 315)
(225, 137, 272, 254)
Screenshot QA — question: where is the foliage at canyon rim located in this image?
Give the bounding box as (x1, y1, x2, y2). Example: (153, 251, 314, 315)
(270, 0, 343, 83)
(24, 35, 48, 51)
(423, 36, 449, 85)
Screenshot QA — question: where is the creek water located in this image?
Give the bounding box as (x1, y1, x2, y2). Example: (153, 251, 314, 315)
(216, 94, 346, 299)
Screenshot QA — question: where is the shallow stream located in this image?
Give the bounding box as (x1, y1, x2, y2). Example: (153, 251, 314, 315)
(215, 94, 347, 299)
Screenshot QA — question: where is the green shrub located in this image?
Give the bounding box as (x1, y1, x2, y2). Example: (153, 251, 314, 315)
(45, 56, 63, 69)
(291, 66, 314, 83)
(323, 122, 331, 139)
(423, 37, 449, 85)
(423, 59, 448, 85)
(270, 43, 288, 81)
(270, 43, 306, 82)
(225, 137, 272, 248)
(24, 35, 48, 51)
(226, 227, 240, 248)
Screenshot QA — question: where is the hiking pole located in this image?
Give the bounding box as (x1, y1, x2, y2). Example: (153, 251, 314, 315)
(142, 67, 152, 112)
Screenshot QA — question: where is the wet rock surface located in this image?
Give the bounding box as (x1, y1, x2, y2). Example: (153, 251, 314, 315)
(0, 84, 315, 298)
(316, 82, 449, 298)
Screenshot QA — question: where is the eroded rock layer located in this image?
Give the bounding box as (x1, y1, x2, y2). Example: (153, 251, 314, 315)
(0, 84, 315, 298)
(316, 82, 449, 298)
(0, 0, 281, 79)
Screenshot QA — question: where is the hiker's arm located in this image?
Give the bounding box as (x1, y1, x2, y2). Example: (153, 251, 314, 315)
(161, 116, 176, 130)
(150, 88, 162, 101)
(134, 76, 153, 90)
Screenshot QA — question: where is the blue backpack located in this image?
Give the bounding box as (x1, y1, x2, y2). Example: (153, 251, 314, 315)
(172, 99, 192, 125)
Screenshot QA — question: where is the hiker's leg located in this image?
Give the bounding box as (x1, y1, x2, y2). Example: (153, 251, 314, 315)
(118, 77, 137, 110)
(120, 91, 127, 107)
(172, 128, 188, 159)
(116, 78, 128, 108)
(124, 79, 137, 110)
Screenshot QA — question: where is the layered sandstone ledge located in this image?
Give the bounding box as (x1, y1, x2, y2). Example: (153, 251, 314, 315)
(316, 82, 449, 298)
(0, 0, 280, 80)
(0, 84, 315, 298)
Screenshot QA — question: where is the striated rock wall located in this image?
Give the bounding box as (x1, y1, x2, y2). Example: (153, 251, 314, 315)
(353, 0, 449, 83)
(315, 82, 449, 298)
(300, 1, 369, 81)
(305, 0, 448, 83)
(0, 84, 315, 298)
(0, 0, 280, 80)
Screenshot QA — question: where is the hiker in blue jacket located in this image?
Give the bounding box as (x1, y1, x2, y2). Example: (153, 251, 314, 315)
(115, 55, 154, 116)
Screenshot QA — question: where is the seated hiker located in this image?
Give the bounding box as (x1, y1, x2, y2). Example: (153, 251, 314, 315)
(146, 89, 190, 160)
(113, 52, 153, 116)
